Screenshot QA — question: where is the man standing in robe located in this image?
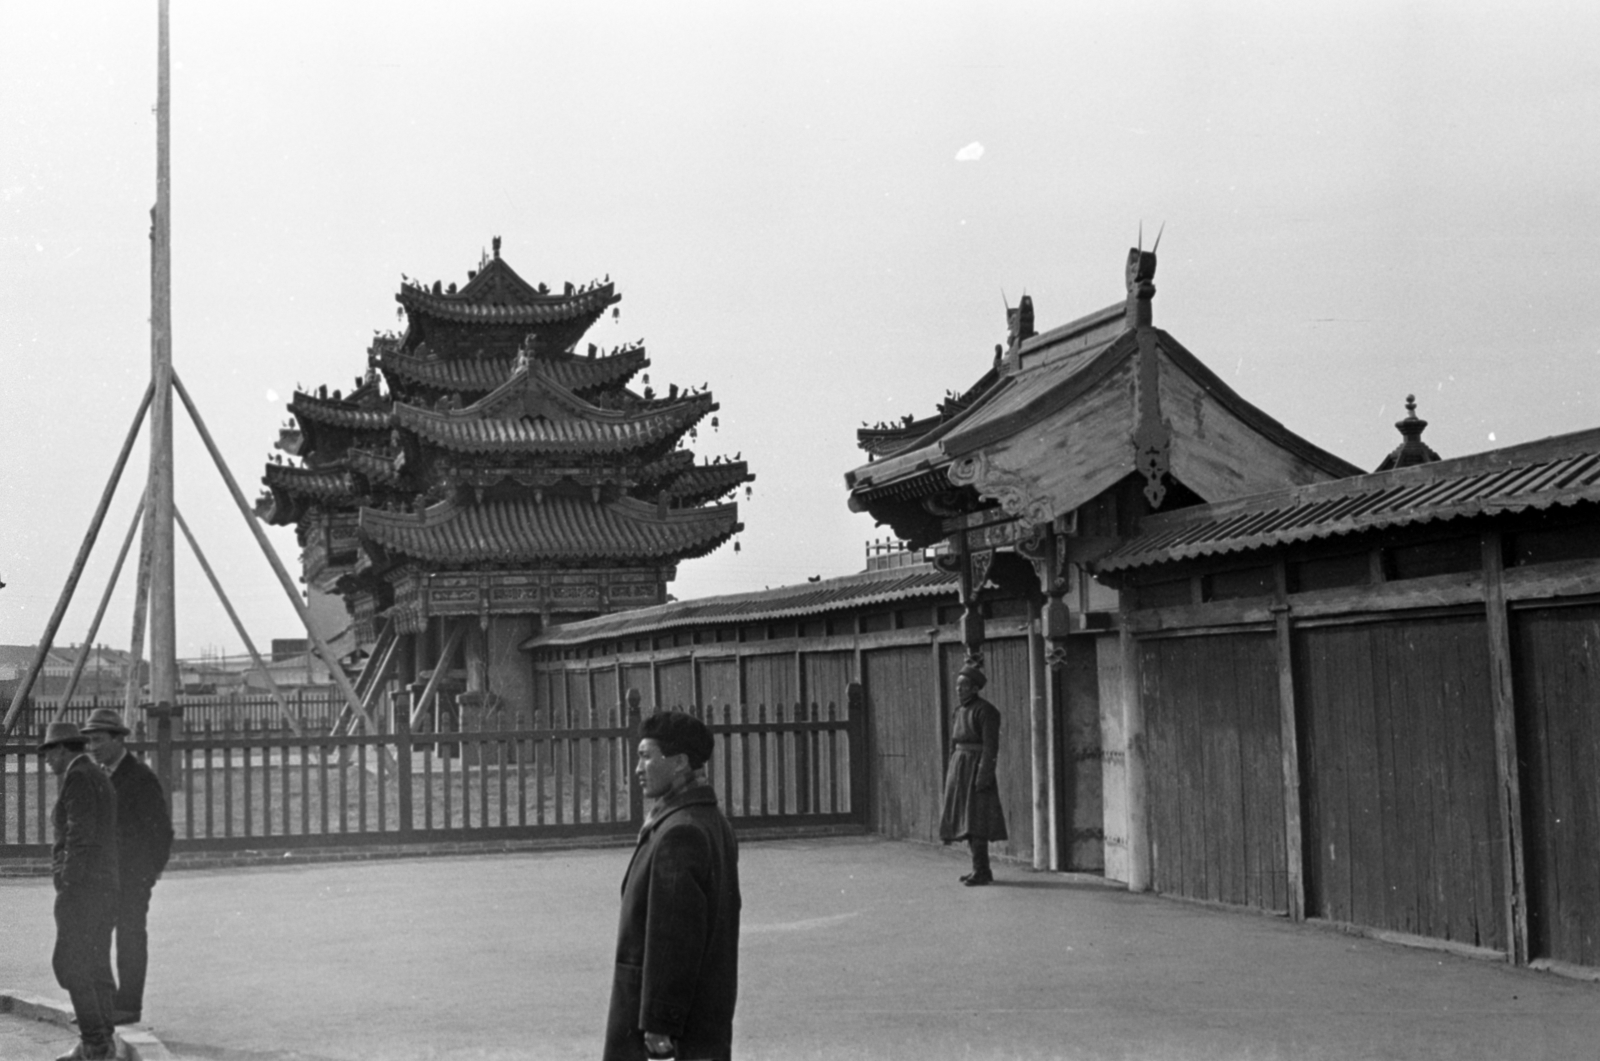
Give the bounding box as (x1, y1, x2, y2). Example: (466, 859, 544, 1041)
(82, 707, 174, 1025)
(939, 663, 1008, 886)
(605, 711, 741, 1061)
(40, 721, 121, 1060)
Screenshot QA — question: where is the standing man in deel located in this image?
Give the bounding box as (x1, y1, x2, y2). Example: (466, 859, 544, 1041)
(605, 711, 741, 1061)
(83, 707, 174, 1026)
(39, 721, 121, 1060)
(938, 662, 1008, 886)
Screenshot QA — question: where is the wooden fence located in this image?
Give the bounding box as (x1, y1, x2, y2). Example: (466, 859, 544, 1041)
(8, 691, 347, 737)
(1, 700, 864, 857)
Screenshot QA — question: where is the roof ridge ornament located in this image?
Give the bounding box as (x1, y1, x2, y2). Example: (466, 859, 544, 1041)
(1374, 393, 1442, 472)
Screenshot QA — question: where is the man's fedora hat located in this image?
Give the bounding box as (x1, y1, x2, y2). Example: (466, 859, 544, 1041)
(80, 707, 131, 737)
(37, 721, 87, 752)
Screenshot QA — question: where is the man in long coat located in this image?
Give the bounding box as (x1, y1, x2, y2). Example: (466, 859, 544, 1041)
(40, 721, 121, 1060)
(605, 711, 741, 1061)
(938, 663, 1008, 886)
(83, 707, 174, 1025)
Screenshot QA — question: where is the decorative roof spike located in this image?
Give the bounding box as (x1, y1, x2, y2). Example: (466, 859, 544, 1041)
(492, 235, 501, 259)
(1374, 393, 1442, 472)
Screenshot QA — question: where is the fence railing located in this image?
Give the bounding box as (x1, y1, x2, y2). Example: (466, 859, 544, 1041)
(7, 691, 347, 738)
(1, 700, 864, 856)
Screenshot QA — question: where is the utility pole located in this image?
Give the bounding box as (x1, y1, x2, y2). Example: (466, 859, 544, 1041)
(145, 0, 178, 711)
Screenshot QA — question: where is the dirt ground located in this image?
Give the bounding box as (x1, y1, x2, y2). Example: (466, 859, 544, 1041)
(3, 835, 1596, 1060)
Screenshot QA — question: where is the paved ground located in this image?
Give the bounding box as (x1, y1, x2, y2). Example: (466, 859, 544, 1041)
(3, 836, 1596, 1061)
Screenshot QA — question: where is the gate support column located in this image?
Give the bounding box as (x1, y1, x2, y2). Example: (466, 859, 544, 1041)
(1482, 530, 1529, 964)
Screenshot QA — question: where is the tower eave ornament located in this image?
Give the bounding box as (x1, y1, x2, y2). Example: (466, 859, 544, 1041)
(947, 451, 1055, 526)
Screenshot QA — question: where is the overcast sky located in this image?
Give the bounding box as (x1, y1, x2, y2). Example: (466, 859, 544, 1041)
(3, 1, 1597, 659)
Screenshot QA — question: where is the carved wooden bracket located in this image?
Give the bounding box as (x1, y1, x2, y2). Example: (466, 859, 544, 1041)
(948, 451, 1056, 526)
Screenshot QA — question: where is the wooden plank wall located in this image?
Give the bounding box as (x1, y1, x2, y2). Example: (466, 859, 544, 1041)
(657, 660, 694, 710)
(1512, 602, 1600, 967)
(981, 637, 1034, 866)
(1059, 637, 1105, 871)
(1141, 631, 1287, 912)
(743, 653, 797, 715)
(863, 645, 941, 842)
(803, 651, 855, 716)
(1295, 615, 1505, 950)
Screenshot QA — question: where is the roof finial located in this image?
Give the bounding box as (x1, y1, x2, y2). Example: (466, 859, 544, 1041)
(492, 235, 501, 259)
(1374, 393, 1441, 472)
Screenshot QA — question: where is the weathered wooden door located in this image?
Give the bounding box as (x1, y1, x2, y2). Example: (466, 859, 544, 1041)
(1141, 630, 1288, 912)
(863, 645, 941, 841)
(1295, 615, 1504, 950)
(1513, 602, 1600, 967)
(1056, 634, 1105, 871)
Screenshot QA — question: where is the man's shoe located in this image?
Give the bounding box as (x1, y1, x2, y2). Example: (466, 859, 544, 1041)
(53, 1043, 86, 1061)
(111, 1010, 141, 1026)
(959, 872, 974, 883)
(963, 872, 993, 887)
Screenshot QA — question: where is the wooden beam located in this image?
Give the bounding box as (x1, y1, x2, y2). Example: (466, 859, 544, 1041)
(174, 504, 303, 737)
(146, 0, 177, 716)
(1027, 596, 1049, 870)
(1, 382, 153, 737)
(170, 368, 375, 733)
(54, 495, 146, 716)
(1481, 530, 1530, 964)
(1121, 623, 1151, 892)
(1272, 559, 1306, 921)
(409, 621, 467, 729)
(124, 492, 154, 715)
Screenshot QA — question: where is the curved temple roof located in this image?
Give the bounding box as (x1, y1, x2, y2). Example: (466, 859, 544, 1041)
(392, 366, 715, 456)
(378, 342, 648, 395)
(359, 494, 741, 565)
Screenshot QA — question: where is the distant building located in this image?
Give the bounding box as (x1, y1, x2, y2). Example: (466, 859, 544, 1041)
(258, 239, 750, 727)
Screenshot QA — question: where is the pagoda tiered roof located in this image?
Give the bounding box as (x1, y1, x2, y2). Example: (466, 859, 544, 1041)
(263, 241, 750, 633)
(396, 254, 619, 328)
(391, 363, 715, 457)
(358, 494, 740, 565)
(375, 338, 648, 396)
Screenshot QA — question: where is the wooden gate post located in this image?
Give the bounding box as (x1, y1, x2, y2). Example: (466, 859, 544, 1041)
(395, 685, 415, 837)
(626, 690, 644, 824)
(846, 681, 868, 826)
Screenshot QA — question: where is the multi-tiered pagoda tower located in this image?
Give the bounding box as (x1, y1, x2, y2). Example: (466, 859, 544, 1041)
(259, 239, 751, 714)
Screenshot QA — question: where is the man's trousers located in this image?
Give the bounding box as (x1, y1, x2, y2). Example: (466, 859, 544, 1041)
(53, 886, 117, 1054)
(114, 880, 155, 1016)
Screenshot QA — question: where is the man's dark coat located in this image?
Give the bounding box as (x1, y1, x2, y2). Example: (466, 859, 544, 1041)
(108, 749, 173, 1014)
(604, 783, 740, 1061)
(53, 752, 119, 894)
(109, 751, 173, 886)
(51, 751, 119, 1054)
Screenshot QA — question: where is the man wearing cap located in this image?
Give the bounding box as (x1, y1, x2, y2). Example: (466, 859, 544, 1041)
(40, 721, 121, 1060)
(604, 711, 741, 1061)
(938, 663, 1008, 886)
(83, 707, 174, 1026)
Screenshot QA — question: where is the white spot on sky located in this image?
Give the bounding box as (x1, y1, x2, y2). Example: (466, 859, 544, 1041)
(955, 142, 984, 162)
(265, 388, 279, 402)
(1488, 432, 1496, 442)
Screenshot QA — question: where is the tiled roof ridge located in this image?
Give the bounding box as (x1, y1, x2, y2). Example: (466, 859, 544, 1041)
(1136, 425, 1600, 534)
(525, 562, 960, 646)
(1095, 427, 1600, 572)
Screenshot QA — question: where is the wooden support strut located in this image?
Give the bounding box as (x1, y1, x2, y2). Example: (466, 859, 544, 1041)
(409, 622, 467, 729)
(1, 381, 154, 737)
(169, 368, 378, 735)
(54, 495, 147, 718)
(174, 504, 304, 737)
